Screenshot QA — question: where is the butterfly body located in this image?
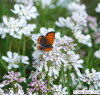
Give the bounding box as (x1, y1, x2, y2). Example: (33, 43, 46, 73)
(37, 32, 55, 51)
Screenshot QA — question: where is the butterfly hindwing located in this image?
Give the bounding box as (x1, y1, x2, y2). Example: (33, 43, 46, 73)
(38, 36, 46, 45)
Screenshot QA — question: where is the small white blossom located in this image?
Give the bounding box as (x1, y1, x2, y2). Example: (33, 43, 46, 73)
(95, 3, 100, 13)
(52, 84, 68, 95)
(0, 27, 8, 38)
(21, 56, 29, 64)
(55, 17, 75, 28)
(2, 51, 20, 69)
(94, 50, 100, 58)
(2, 51, 29, 70)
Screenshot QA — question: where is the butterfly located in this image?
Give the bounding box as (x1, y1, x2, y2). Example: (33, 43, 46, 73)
(37, 32, 55, 51)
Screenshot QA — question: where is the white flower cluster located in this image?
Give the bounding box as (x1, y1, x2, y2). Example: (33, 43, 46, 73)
(8, 83, 25, 95)
(67, 1, 86, 12)
(0, 0, 38, 39)
(70, 68, 100, 90)
(2, 16, 36, 39)
(32, 27, 83, 79)
(11, 4, 39, 20)
(95, 3, 100, 13)
(94, 50, 100, 58)
(2, 51, 29, 70)
(79, 69, 100, 90)
(56, 1, 92, 47)
(0, 83, 25, 95)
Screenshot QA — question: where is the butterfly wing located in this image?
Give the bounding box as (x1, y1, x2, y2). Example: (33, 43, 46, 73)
(46, 32, 55, 45)
(37, 46, 52, 51)
(37, 36, 52, 51)
(38, 36, 46, 45)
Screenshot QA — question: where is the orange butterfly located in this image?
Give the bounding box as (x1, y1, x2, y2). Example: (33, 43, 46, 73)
(37, 32, 55, 51)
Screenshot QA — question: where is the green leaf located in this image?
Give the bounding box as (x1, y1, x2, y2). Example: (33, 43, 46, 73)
(0, 59, 9, 71)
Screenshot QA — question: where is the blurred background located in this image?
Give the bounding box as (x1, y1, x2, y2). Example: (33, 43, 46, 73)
(0, 0, 100, 22)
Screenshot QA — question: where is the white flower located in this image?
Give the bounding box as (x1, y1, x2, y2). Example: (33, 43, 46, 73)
(55, 17, 75, 28)
(0, 27, 8, 38)
(2, 51, 29, 69)
(3, 16, 27, 39)
(70, 73, 78, 86)
(40, 27, 54, 36)
(79, 68, 100, 90)
(3, 16, 27, 32)
(2, 51, 20, 69)
(8, 83, 25, 95)
(48, 66, 60, 79)
(95, 3, 100, 13)
(21, 56, 29, 64)
(63, 50, 83, 77)
(16, 0, 33, 6)
(74, 30, 92, 47)
(52, 84, 68, 95)
(11, 4, 39, 20)
(0, 88, 6, 95)
(72, 11, 88, 27)
(3, 16, 36, 39)
(94, 50, 100, 58)
(67, 2, 86, 12)
(18, 24, 36, 36)
(36, 0, 55, 9)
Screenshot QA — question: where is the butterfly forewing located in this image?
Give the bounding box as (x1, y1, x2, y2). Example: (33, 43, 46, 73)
(46, 32, 55, 45)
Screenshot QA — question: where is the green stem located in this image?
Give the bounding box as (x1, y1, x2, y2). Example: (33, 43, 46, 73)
(67, 69, 71, 95)
(21, 36, 26, 77)
(47, 62, 51, 94)
(23, 37, 26, 55)
(0, 59, 8, 71)
(62, 63, 65, 87)
(9, 37, 12, 51)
